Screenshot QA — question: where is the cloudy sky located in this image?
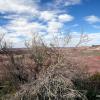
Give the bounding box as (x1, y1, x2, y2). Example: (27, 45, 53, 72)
(0, 0, 100, 47)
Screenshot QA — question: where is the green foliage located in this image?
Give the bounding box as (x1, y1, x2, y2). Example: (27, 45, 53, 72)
(0, 80, 17, 98)
(73, 72, 100, 100)
(89, 72, 100, 81)
(86, 73, 100, 100)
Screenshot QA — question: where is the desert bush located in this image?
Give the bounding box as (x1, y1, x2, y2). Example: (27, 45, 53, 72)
(73, 72, 100, 100)
(25, 32, 89, 79)
(5, 62, 87, 100)
(89, 72, 100, 81)
(0, 32, 89, 100)
(86, 72, 100, 100)
(0, 34, 29, 99)
(3, 32, 89, 100)
(25, 33, 63, 79)
(0, 80, 17, 98)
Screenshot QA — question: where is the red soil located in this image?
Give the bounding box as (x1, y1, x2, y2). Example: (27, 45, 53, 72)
(83, 56, 100, 73)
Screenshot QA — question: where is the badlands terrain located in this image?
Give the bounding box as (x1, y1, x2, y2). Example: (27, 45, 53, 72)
(0, 46, 100, 80)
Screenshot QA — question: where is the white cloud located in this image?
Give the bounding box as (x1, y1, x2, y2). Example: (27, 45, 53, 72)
(55, 0, 81, 6)
(40, 11, 56, 21)
(5, 18, 47, 36)
(0, 17, 47, 48)
(87, 33, 100, 45)
(58, 14, 74, 22)
(47, 21, 63, 33)
(85, 15, 100, 24)
(68, 32, 100, 46)
(0, 27, 7, 34)
(0, 0, 76, 47)
(65, 0, 81, 6)
(0, 0, 39, 15)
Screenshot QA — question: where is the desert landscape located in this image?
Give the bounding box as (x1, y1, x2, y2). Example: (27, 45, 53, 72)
(0, 0, 100, 100)
(1, 46, 100, 80)
(0, 45, 100, 100)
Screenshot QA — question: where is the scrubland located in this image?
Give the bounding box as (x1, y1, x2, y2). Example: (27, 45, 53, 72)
(0, 33, 100, 100)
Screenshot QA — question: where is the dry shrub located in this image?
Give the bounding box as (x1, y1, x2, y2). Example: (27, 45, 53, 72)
(0, 32, 89, 100)
(3, 54, 88, 100)
(4, 63, 87, 100)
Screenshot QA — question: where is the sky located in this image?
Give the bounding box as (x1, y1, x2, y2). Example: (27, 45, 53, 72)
(0, 0, 100, 47)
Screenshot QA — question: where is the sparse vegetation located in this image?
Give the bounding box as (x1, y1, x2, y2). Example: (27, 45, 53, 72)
(0, 32, 100, 100)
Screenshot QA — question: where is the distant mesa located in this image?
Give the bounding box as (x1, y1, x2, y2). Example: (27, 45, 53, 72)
(92, 45, 100, 47)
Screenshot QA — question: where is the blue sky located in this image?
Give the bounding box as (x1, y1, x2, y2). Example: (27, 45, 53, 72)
(0, 0, 100, 47)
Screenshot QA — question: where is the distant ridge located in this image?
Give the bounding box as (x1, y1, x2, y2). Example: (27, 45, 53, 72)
(0, 48, 28, 54)
(92, 45, 100, 47)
